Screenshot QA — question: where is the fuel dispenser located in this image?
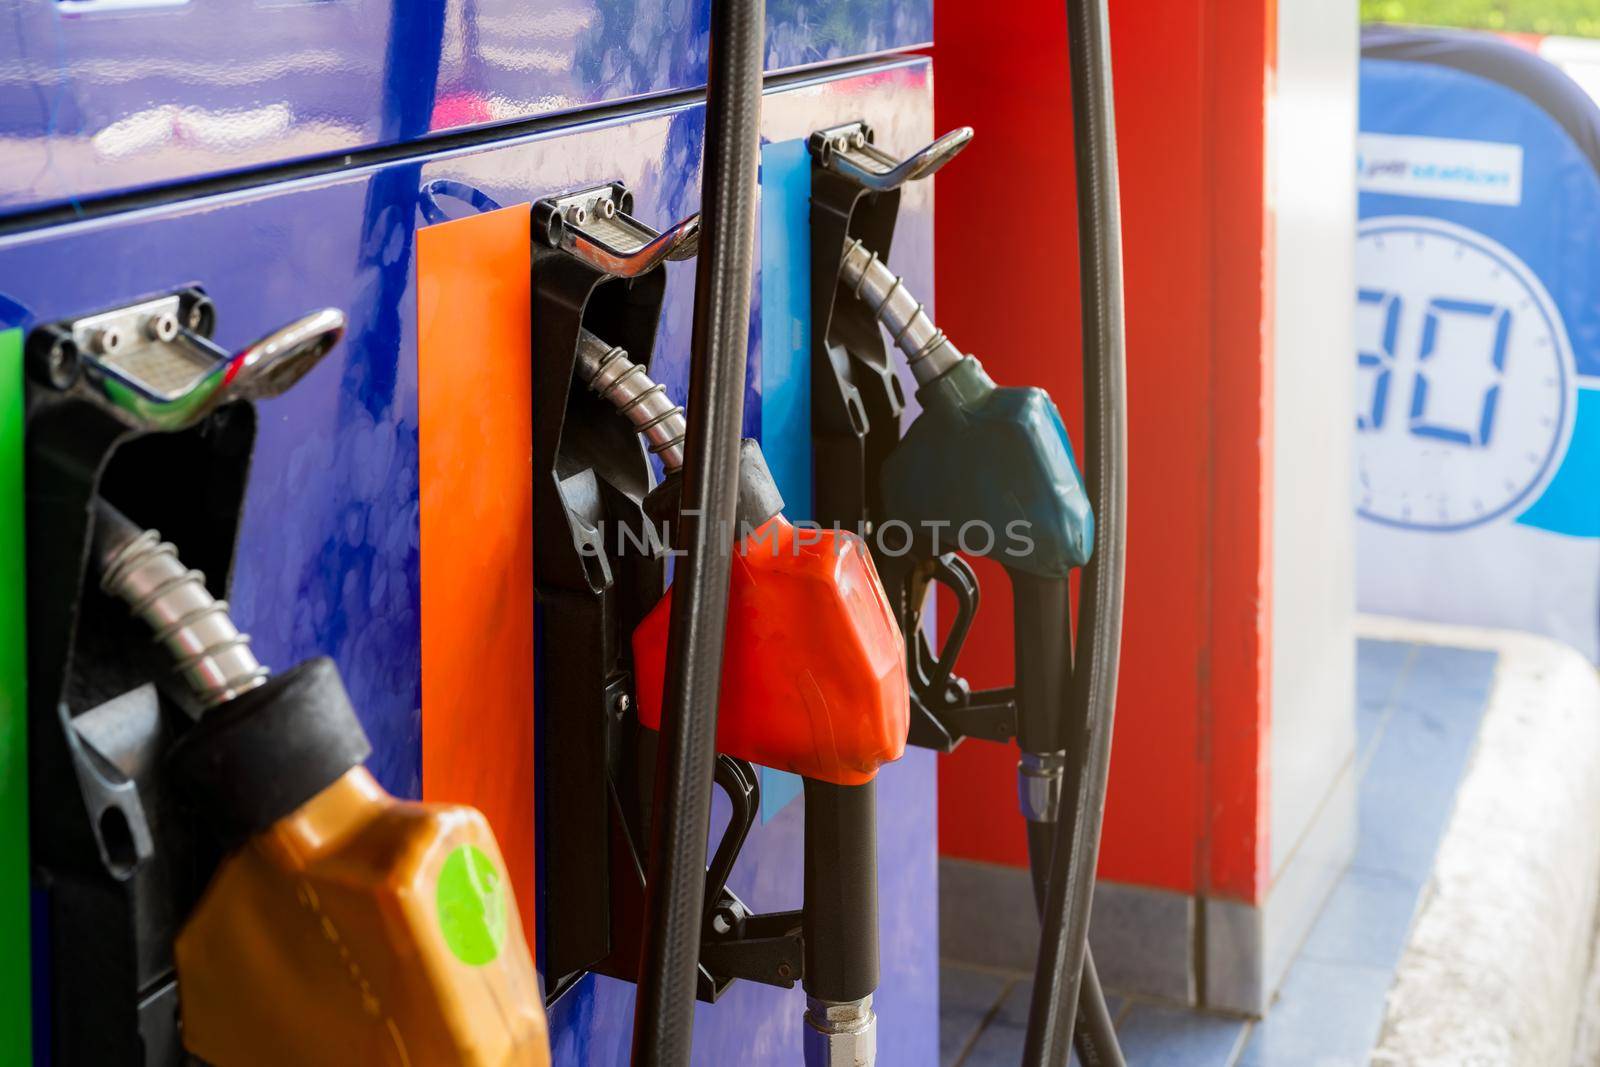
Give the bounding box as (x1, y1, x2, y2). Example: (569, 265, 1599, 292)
(532, 179, 907, 1065)
(23, 293, 548, 1066)
(808, 0, 1128, 1053)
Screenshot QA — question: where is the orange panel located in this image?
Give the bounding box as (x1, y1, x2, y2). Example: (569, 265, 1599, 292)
(417, 204, 537, 937)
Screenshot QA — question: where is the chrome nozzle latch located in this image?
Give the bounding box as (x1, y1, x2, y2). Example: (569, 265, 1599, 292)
(1019, 751, 1067, 824)
(534, 181, 700, 279)
(808, 121, 973, 193)
(28, 289, 345, 433)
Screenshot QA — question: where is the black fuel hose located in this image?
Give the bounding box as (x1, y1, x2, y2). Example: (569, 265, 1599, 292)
(1015, 582, 1122, 1064)
(1013, 577, 1124, 1064)
(630, 1, 765, 1063)
(1074, 951, 1123, 1067)
(1022, 0, 1128, 1061)
(802, 777, 879, 1060)
(1026, 823, 1126, 1067)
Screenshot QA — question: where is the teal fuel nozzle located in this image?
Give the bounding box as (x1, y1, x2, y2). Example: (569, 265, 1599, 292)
(839, 239, 1093, 579)
(839, 238, 1091, 777)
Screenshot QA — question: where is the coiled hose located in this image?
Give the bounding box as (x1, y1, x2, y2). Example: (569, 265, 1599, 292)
(575, 329, 687, 475)
(838, 238, 963, 385)
(92, 500, 267, 709)
(1023, 0, 1128, 1061)
(630, 0, 764, 1062)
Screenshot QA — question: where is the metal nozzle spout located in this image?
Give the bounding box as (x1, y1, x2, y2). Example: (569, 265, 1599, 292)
(575, 329, 688, 474)
(92, 499, 268, 709)
(838, 239, 964, 386)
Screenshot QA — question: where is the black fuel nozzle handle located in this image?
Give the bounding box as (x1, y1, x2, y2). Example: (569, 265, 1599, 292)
(881, 546, 1018, 752)
(1010, 571, 1074, 826)
(913, 553, 981, 707)
(801, 777, 878, 1066)
(701, 755, 760, 933)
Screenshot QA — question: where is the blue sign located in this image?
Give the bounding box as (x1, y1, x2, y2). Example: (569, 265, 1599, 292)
(1359, 26, 1600, 658)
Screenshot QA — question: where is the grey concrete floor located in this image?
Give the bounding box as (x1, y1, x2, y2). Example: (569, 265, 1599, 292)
(940, 640, 1498, 1067)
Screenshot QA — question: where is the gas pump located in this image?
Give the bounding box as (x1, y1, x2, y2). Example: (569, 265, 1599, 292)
(23, 293, 548, 1066)
(808, 0, 1128, 1055)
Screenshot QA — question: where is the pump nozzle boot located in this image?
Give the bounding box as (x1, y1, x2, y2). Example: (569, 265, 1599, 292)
(581, 333, 908, 783)
(837, 237, 1094, 580)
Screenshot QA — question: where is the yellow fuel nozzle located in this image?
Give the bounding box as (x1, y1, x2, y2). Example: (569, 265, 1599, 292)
(93, 500, 550, 1067)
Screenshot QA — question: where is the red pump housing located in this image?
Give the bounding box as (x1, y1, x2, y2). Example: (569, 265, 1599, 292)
(632, 516, 909, 786)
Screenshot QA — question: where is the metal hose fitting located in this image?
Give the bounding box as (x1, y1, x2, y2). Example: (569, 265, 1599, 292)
(93, 500, 268, 709)
(1018, 750, 1066, 823)
(838, 238, 963, 386)
(803, 995, 877, 1067)
(575, 328, 687, 474)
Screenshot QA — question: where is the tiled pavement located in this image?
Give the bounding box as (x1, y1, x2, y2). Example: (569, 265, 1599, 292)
(941, 639, 1499, 1066)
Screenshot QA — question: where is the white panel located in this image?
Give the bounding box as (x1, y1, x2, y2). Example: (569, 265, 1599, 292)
(1269, 0, 1360, 880)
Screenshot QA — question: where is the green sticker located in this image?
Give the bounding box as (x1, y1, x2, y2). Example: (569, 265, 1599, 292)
(435, 843, 507, 966)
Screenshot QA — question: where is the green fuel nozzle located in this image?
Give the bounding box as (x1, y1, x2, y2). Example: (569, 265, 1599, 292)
(818, 36, 1129, 1058)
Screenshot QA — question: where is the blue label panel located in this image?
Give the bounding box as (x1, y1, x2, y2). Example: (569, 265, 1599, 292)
(1355, 28, 1600, 662)
(756, 136, 814, 823)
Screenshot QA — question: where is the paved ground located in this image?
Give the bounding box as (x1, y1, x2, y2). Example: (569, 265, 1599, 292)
(940, 639, 1499, 1067)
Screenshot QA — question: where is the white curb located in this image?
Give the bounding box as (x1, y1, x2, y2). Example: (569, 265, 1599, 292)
(1357, 615, 1600, 1067)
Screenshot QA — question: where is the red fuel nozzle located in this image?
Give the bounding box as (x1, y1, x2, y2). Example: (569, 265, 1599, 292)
(631, 515, 908, 787)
